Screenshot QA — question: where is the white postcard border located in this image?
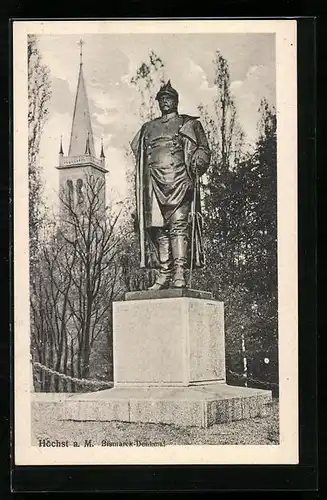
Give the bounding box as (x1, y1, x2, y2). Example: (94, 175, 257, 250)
(13, 19, 298, 465)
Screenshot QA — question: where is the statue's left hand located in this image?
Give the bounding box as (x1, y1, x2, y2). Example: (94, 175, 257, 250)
(190, 151, 199, 174)
(131, 210, 138, 233)
(191, 148, 210, 176)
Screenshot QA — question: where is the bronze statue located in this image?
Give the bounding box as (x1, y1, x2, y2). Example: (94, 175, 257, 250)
(131, 81, 211, 289)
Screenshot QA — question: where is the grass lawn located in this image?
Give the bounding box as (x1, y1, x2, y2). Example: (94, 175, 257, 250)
(32, 398, 279, 446)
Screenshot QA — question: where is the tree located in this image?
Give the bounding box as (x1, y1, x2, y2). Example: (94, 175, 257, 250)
(130, 50, 165, 122)
(59, 174, 126, 380)
(241, 98, 278, 390)
(194, 52, 278, 391)
(241, 98, 277, 297)
(199, 51, 245, 176)
(194, 50, 246, 298)
(31, 175, 126, 391)
(31, 229, 77, 391)
(28, 34, 51, 269)
(222, 99, 277, 390)
(28, 34, 52, 390)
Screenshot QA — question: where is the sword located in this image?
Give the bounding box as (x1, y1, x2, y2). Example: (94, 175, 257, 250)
(188, 169, 199, 289)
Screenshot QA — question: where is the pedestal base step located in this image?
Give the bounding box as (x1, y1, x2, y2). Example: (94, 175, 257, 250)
(124, 288, 213, 301)
(32, 384, 272, 429)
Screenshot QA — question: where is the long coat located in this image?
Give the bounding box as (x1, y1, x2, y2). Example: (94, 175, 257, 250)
(131, 114, 211, 270)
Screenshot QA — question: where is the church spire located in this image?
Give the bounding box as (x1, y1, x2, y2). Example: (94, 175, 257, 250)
(79, 38, 84, 66)
(68, 40, 95, 157)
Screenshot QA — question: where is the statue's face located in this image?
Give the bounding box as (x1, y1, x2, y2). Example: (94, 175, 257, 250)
(158, 95, 178, 115)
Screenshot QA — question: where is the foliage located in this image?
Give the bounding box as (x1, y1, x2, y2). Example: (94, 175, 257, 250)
(28, 34, 52, 268)
(194, 52, 278, 389)
(130, 50, 165, 122)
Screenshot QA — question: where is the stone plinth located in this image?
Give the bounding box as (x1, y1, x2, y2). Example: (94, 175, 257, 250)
(113, 290, 225, 387)
(32, 290, 273, 429)
(32, 384, 272, 429)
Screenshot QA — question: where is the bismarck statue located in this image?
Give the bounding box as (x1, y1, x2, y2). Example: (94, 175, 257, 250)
(131, 81, 211, 290)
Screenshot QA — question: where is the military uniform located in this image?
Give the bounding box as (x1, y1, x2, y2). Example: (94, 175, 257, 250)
(143, 112, 192, 225)
(131, 81, 211, 289)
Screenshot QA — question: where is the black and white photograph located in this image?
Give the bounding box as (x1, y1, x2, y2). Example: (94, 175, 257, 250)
(13, 20, 298, 465)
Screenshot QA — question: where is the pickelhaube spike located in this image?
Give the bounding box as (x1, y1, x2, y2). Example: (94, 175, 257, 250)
(155, 80, 179, 102)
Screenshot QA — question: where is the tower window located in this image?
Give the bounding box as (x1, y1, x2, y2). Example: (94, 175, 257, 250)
(66, 179, 74, 205)
(76, 178, 84, 204)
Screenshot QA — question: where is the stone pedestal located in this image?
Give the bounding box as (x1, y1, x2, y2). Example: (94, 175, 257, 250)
(33, 290, 273, 429)
(113, 290, 225, 387)
(50, 384, 272, 428)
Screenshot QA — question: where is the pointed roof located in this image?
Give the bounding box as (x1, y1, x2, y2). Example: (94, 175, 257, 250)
(100, 138, 105, 158)
(68, 61, 95, 157)
(84, 132, 91, 154)
(59, 135, 64, 155)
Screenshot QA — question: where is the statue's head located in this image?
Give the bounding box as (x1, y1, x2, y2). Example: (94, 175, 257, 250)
(155, 80, 179, 115)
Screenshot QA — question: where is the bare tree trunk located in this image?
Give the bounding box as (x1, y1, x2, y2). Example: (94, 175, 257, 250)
(62, 331, 69, 392)
(81, 290, 92, 379)
(70, 338, 76, 392)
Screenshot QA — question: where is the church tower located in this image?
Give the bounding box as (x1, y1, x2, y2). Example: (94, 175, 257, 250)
(56, 40, 108, 219)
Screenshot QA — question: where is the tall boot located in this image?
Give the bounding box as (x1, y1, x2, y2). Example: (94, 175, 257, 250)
(148, 232, 173, 290)
(171, 234, 188, 288)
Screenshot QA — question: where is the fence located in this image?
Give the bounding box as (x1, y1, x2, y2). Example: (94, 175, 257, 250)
(32, 360, 278, 393)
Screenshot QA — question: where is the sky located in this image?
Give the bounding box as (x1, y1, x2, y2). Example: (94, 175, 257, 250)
(37, 33, 276, 210)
